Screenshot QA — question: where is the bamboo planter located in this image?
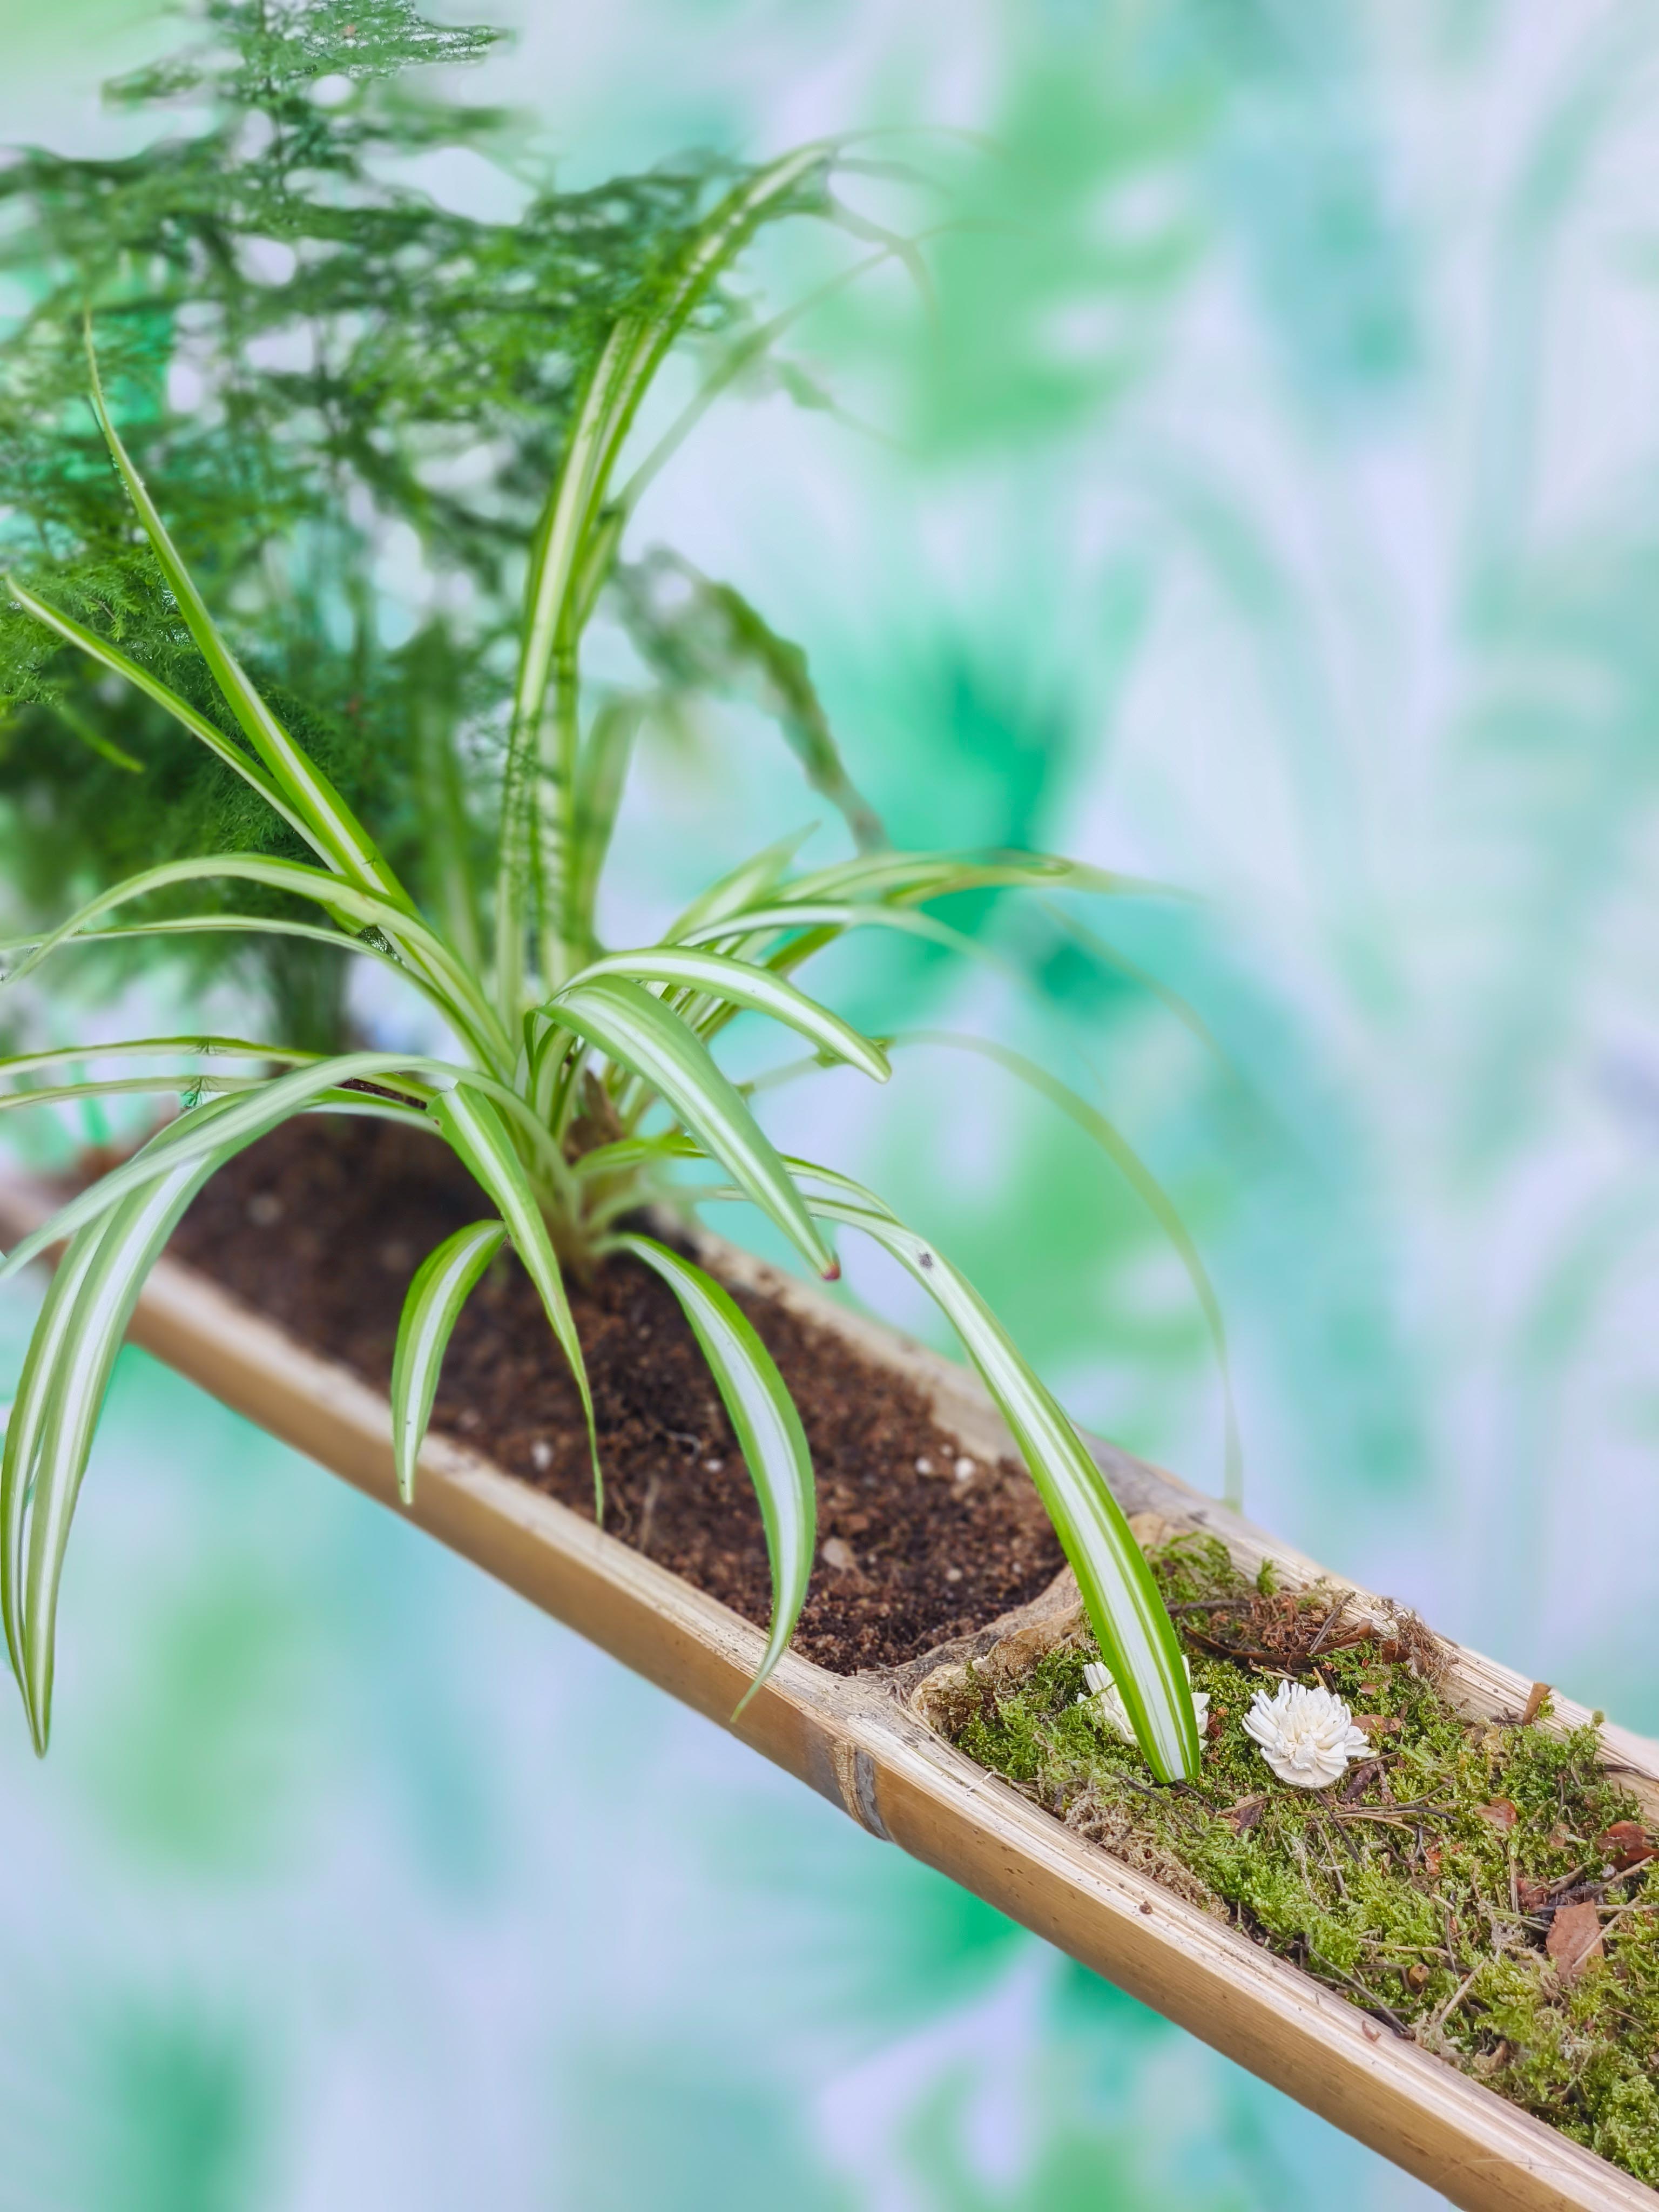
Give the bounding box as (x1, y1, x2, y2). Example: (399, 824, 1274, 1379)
(2, 1169, 1654, 2211)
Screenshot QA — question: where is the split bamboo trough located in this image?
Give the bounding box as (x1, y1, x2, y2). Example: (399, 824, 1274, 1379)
(1, 1169, 1654, 2212)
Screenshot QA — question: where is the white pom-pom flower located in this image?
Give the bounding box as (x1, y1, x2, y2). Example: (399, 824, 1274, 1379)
(1242, 1679, 1368, 1789)
(1078, 1657, 1208, 1748)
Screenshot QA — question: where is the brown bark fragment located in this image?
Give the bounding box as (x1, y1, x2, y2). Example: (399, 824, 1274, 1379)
(1601, 1820, 1655, 1871)
(1545, 1900, 1604, 1982)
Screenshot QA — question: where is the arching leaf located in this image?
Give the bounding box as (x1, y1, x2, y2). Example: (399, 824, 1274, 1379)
(611, 1233, 814, 1711)
(551, 973, 837, 1279)
(560, 946, 889, 1081)
(431, 1083, 599, 1511)
(697, 1160, 1200, 1783)
(390, 1220, 509, 1503)
(86, 354, 410, 911)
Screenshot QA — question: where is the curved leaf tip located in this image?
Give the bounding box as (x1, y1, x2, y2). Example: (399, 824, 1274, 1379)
(610, 1232, 814, 1710)
(391, 1218, 508, 1503)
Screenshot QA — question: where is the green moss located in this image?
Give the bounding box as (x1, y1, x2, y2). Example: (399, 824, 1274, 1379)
(945, 1536, 1659, 2188)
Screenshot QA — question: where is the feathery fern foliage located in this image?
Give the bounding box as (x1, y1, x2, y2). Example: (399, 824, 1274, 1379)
(0, 0, 859, 1045)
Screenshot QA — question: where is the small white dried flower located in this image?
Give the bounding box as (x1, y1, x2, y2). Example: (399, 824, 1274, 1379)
(1242, 1678, 1368, 1789)
(1078, 1658, 1209, 1746)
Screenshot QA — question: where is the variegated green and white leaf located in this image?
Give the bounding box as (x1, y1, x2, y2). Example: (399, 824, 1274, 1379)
(0, 853, 509, 1070)
(1, 1215, 107, 1694)
(570, 1131, 704, 1183)
(0, 853, 340, 973)
(0, 1052, 446, 1282)
(2, 577, 313, 845)
(778, 848, 1161, 908)
(550, 973, 837, 1278)
(675, 901, 981, 960)
(820, 1196, 1197, 1782)
(431, 1084, 599, 1507)
(666, 826, 817, 943)
(86, 357, 407, 909)
(0, 914, 451, 1000)
(4, 1142, 224, 1749)
(559, 947, 889, 1082)
(523, 1013, 571, 1125)
(693, 1159, 1198, 1783)
(610, 1233, 813, 1710)
(0, 1036, 320, 1078)
(497, 147, 834, 1006)
(0, 1074, 269, 1119)
(390, 1220, 509, 1503)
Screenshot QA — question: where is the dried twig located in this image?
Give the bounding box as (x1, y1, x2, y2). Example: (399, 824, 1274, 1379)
(1331, 1797, 1450, 1826)
(1305, 1596, 1348, 1658)
(1424, 1965, 1480, 2042)
(1311, 1955, 1411, 2036)
(1597, 1897, 1657, 1942)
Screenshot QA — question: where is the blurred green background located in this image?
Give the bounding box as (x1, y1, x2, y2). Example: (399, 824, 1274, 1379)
(4, 1, 1658, 2204)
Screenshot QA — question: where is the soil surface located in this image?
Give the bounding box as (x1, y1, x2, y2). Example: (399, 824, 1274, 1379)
(168, 1116, 1064, 1672)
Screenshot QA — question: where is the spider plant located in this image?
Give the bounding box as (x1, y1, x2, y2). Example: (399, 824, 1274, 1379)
(0, 151, 1203, 1785)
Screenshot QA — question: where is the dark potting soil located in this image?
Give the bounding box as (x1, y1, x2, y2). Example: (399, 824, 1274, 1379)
(167, 1116, 1065, 1673)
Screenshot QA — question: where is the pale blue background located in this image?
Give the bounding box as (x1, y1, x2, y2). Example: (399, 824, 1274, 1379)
(5, 2, 1658, 2204)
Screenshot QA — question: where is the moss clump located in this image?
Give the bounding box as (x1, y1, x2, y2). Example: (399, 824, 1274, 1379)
(943, 1535, 1659, 2186)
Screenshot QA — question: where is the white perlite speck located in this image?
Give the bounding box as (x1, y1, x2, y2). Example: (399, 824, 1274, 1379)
(1078, 1657, 1208, 1747)
(1242, 1679, 1368, 1789)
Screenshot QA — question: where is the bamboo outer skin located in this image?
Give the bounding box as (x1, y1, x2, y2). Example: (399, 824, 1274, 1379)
(0, 1173, 1654, 2212)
